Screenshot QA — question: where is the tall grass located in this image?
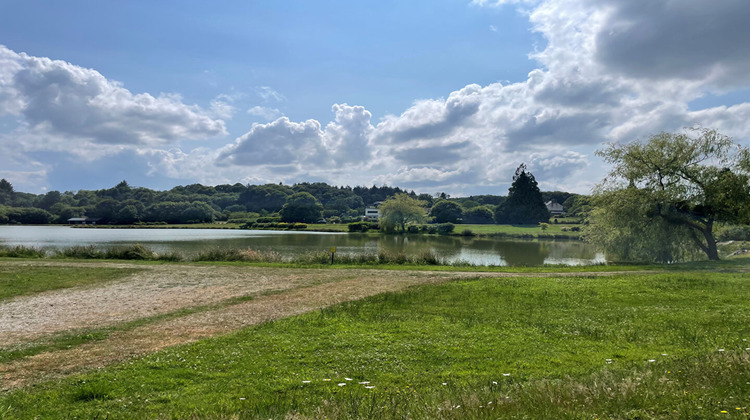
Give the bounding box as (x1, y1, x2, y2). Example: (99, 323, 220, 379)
(0, 245, 46, 258)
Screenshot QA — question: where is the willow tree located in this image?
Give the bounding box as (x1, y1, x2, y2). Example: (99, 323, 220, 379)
(586, 129, 750, 262)
(379, 193, 426, 233)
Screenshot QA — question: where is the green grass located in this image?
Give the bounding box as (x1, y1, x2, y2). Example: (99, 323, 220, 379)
(458, 223, 581, 237)
(0, 265, 142, 301)
(2, 267, 750, 418)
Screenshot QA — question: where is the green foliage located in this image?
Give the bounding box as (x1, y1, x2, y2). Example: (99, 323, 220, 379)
(495, 164, 550, 224)
(539, 222, 549, 231)
(347, 222, 377, 232)
(718, 225, 750, 241)
(462, 205, 495, 224)
(436, 222, 455, 235)
(280, 192, 324, 223)
(588, 129, 750, 262)
(0, 245, 46, 258)
(429, 200, 463, 223)
(379, 193, 426, 233)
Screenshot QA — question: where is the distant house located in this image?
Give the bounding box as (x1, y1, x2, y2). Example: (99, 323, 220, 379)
(545, 200, 564, 216)
(363, 201, 382, 220)
(67, 217, 101, 225)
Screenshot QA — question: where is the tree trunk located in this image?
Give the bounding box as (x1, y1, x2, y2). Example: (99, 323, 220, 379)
(702, 225, 720, 261)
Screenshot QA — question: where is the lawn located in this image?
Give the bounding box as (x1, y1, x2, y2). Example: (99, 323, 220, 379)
(2, 263, 749, 419)
(0, 265, 141, 301)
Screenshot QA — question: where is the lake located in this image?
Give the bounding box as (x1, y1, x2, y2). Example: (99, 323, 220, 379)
(0, 226, 605, 267)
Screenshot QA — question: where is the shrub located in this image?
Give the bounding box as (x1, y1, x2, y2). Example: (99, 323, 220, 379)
(718, 225, 750, 241)
(539, 222, 549, 231)
(570, 226, 581, 232)
(54, 245, 103, 259)
(436, 223, 455, 235)
(348, 222, 369, 232)
(407, 225, 420, 233)
(292, 223, 308, 230)
(460, 228, 474, 236)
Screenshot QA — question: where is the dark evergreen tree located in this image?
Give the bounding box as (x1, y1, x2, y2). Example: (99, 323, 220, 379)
(494, 164, 550, 224)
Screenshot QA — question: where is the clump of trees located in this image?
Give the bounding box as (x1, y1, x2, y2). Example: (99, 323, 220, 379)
(494, 164, 550, 224)
(585, 128, 750, 262)
(379, 194, 427, 232)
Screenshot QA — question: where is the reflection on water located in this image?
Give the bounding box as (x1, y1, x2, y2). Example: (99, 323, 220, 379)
(0, 226, 605, 267)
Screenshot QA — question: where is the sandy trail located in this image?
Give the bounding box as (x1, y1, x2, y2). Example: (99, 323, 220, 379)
(0, 261, 645, 390)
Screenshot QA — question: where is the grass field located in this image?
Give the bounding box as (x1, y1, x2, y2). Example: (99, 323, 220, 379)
(0, 265, 141, 301)
(1, 258, 748, 418)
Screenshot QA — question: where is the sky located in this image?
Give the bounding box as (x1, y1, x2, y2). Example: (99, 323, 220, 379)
(1, 0, 749, 196)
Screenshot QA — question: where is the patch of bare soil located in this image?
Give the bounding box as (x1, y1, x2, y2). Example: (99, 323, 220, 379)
(0, 261, 651, 390)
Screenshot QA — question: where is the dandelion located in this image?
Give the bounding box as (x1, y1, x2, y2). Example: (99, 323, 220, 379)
(721, 410, 727, 413)
(338, 383, 346, 387)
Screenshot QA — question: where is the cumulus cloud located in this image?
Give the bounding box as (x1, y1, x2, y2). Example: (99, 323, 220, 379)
(0, 45, 226, 151)
(594, 0, 750, 87)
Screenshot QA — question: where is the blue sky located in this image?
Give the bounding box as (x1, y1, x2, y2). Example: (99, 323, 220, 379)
(1, 0, 749, 196)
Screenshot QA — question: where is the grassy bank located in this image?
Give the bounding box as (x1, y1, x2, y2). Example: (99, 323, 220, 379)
(2, 266, 749, 418)
(68, 222, 582, 238)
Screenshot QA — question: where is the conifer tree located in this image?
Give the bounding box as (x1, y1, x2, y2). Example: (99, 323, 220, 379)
(494, 164, 550, 224)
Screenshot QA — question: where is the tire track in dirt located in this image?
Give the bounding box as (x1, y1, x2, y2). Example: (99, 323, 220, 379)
(0, 261, 654, 390)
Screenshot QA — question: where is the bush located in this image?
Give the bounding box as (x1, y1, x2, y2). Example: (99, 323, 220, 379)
(407, 225, 420, 233)
(348, 222, 369, 232)
(539, 222, 549, 231)
(460, 228, 474, 236)
(292, 223, 307, 230)
(436, 223, 455, 235)
(570, 226, 581, 232)
(718, 225, 750, 241)
(54, 245, 103, 259)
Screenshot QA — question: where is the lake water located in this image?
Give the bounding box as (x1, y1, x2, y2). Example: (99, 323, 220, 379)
(0, 226, 605, 267)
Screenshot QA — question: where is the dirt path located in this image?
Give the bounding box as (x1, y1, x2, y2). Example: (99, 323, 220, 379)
(0, 261, 650, 390)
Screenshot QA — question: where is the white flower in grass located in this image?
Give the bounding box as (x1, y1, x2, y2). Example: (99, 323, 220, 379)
(365, 386, 375, 389)
(492, 381, 498, 384)
(338, 383, 346, 387)
(302, 380, 311, 384)
(605, 359, 612, 364)
(442, 382, 447, 386)
(661, 353, 667, 356)
(718, 349, 725, 352)
(323, 379, 331, 381)
(648, 359, 656, 362)
(745, 348, 749, 351)
(503, 373, 510, 376)
(359, 381, 370, 385)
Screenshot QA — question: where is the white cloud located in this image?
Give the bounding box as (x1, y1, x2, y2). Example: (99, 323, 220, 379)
(247, 106, 283, 120)
(0, 45, 226, 152)
(256, 86, 286, 103)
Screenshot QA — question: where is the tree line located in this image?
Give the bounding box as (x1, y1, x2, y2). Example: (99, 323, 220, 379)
(0, 175, 586, 226)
